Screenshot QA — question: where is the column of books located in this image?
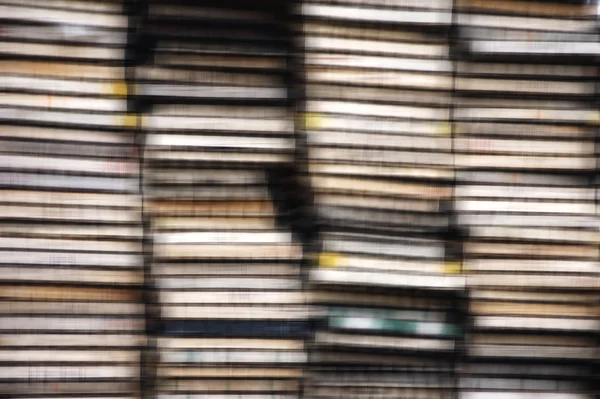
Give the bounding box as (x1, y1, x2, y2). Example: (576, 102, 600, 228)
(298, 1, 465, 397)
(138, 1, 308, 398)
(454, 0, 600, 398)
(0, 0, 145, 398)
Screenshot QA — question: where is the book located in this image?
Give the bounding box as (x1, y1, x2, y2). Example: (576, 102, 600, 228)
(301, 3, 452, 26)
(157, 338, 304, 350)
(310, 269, 465, 290)
(158, 366, 303, 378)
(160, 290, 307, 304)
(161, 320, 309, 337)
(157, 379, 300, 392)
(0, 350, 139, 363)
(0, 333, 144, 348)
(160, 349, 307, 364)
(314, 331, 454, 351)
(161, 305, 310, 319)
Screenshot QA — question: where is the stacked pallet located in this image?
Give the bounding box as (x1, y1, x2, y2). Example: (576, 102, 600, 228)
(454, 0, 600, 397)
(139, 1, 308, 398)
(0, 0, 144, 398)
(299, 0, 464, 397)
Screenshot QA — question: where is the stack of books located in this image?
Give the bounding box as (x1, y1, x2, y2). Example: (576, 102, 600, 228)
(139, 1, 308, 397)
(299, 0, 463, 396)
(304, 285, 460, 398)
(454, 0, 600, 397)
(300, 0, 460, 287)
(301, 0, 455, 238)
(0, 0, 144, 397)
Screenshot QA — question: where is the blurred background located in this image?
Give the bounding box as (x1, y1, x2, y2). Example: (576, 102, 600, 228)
(0, 0, 599, 398)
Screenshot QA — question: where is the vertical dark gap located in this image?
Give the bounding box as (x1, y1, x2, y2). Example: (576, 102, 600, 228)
(446, 0, 468, 397)
(124, 0, 156, 398)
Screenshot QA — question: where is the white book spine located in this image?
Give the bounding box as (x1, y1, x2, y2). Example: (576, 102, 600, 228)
(139, 85, 286, 100)
(457, 62, 590, 78)
(306, 69, 452, 90)
(162, 305, 309, 320)
(310, 269, 465, 290)
(467, 274, 600, 289)
(144, 115, 293, 133)
(1, 93, 125, 113)
(305, 114, 445, 135)
(324, 239, 444, 259)
(1, 76, 123, 96)
(157, 395, 298, 399)
(3, 0, 124, 13)
(1, 5, 126, 28)
(0, 301, 144, 315)
(456, 185, 593, 201)
(157, 277, 301, 290)
(302, 4, 451, 26)
(304, 36, 447, 57)
(456, 200, 594, 214)
(315, 331, 454, 351)
(307, 101, 449, 120)
(0, 190, 140, 207)
(147, 134, 293, 150)
(161, 291, 307, 304)
(0, 237, 140, 253)
(306, 54, 452, 72)
(465, 260, 599, 274)
(154, 231, 292, 245)
(0, 154, 137, 176)
(0, 350, 138, 363)
(0, 334, 144, 347)
(157, 338, 304, 351)
(455, 154, 595, 170)
(318, 254, 446, 274)
(461, 393, 586, 399)
(0, 316, 144, 331)
(161, 350, 307, 364)
(469, 40, 600, 56)
(311, 146, 452, 166)
(0, 172, 137, 192)
(458, 213, 599, 229)
(455, 138, 592, 155)
(475, 316, 600, 331)
(312, 163, 453, 180)
(0, 205, 139, 223)
(0, 365, 137, 380)
(309, 130, 450, 151)
(0, 251, 141, 268)
(457, 108, 595, 123)
(306, 0, 452, 10)
(0, 108, 130, 129)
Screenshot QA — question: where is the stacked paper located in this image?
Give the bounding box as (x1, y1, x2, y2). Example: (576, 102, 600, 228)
(0, 0, 144, 397)
(139, 1, 307, 398)
(454, 0, 600, 397)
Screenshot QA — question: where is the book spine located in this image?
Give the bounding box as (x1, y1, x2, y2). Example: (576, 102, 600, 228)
(328, 317, 459, 337)
(161, 320, 309, 337)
